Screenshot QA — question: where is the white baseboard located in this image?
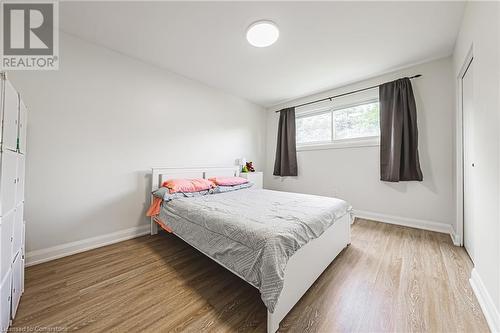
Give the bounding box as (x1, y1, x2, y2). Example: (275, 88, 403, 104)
(470, 268, 500, 333)
(352, 209, 457, 244)
(449, 230, 461, 246)
(26, 224, 150, 267)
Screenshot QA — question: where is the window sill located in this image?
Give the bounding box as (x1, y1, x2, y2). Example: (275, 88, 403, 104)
(297, 138, 380, 151)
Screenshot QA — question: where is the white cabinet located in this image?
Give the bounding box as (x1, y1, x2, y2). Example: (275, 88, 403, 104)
(11, 254, 22, 319)
(239, 172, 263, 189)
(0, 150, 17, 215)
(0, 211, 14, 281)
(21, 242, 24, 293)
(12, 206, 23, 259)
(0, 74, 25, 329)
(2, 80, 18, 152)
(0, 270, 11, 332)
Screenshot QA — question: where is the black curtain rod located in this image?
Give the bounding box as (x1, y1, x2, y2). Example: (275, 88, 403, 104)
(275, 74, 422, 112)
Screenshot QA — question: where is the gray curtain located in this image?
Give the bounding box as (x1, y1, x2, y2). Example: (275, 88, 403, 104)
(273, 107, 298, 176)
(379, 78, 423, 182)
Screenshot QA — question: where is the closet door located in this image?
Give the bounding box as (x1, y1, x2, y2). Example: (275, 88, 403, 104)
(18, 99, 27, 154)
(463, 59, 476, 262)
(0, 150, 17, 215)
(2, 81, 18, 152)
(0, 211, 14, 281)
(0, 270, 12, 333)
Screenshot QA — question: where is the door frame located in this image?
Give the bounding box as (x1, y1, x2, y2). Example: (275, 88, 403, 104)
(456, 45, 474, 247)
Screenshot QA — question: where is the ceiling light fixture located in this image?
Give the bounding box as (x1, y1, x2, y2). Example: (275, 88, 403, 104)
(246, 20, 279, 47)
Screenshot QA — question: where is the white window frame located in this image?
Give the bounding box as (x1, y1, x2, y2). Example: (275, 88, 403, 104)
(296, 97, 380, 151)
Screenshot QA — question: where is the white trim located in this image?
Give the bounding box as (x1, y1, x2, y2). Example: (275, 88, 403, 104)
(470, 268, 500, 333)
(456, 45, 474, 247)
(353, 209, 458, 244)
(297, 137, 379, 151)
(449, 230, 461, 246)
(25, 225, 150, 267)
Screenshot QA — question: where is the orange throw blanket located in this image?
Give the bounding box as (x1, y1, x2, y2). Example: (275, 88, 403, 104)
(146, 197, 173, 233)
(146, 197, 162, 217)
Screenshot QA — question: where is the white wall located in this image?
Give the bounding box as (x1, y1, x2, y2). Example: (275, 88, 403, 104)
(265, 57, 456, 233)
(453, 2, 500, 329)
(8, 33, 266, 254)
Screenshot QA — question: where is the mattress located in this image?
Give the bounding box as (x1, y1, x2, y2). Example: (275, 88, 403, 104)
(158, 188, 351, 312)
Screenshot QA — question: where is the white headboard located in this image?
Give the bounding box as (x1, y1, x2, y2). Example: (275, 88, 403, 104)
(151, 166, 240, 192)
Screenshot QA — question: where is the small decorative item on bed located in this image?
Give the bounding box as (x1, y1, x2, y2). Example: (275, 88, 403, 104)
(148, 166, 352, 333)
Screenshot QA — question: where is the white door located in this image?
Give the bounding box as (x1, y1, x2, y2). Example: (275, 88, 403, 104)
(463, 59, 476, 262)
(2, 81, 18, 152)
(18, 99, 27, 154)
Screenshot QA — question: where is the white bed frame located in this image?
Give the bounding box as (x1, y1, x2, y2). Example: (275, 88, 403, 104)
(150, 166, 351, 333)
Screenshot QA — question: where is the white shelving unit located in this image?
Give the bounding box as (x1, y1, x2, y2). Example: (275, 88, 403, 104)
(0, 73, 26, 332)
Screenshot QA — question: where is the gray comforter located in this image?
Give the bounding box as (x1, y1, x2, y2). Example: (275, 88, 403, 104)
(158, 188, 351, 312)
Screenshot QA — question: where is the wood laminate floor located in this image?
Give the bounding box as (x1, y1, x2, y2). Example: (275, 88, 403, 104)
(12, 219, 489, 332)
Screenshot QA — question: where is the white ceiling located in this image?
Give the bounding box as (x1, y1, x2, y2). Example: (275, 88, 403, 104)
(60, 1, 465, 107)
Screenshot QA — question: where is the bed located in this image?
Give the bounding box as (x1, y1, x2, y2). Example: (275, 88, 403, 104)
(150, 167, 352, 333)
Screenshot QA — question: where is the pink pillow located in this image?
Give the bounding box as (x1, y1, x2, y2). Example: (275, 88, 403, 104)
(209, 176, 248, 186)
(162, 178, 214, 194)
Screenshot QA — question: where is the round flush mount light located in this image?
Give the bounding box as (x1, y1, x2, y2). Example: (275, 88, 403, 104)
(246, 20, 279, 47)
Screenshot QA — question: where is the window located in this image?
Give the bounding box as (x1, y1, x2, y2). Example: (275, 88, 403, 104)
(296, 100, 380, 149)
